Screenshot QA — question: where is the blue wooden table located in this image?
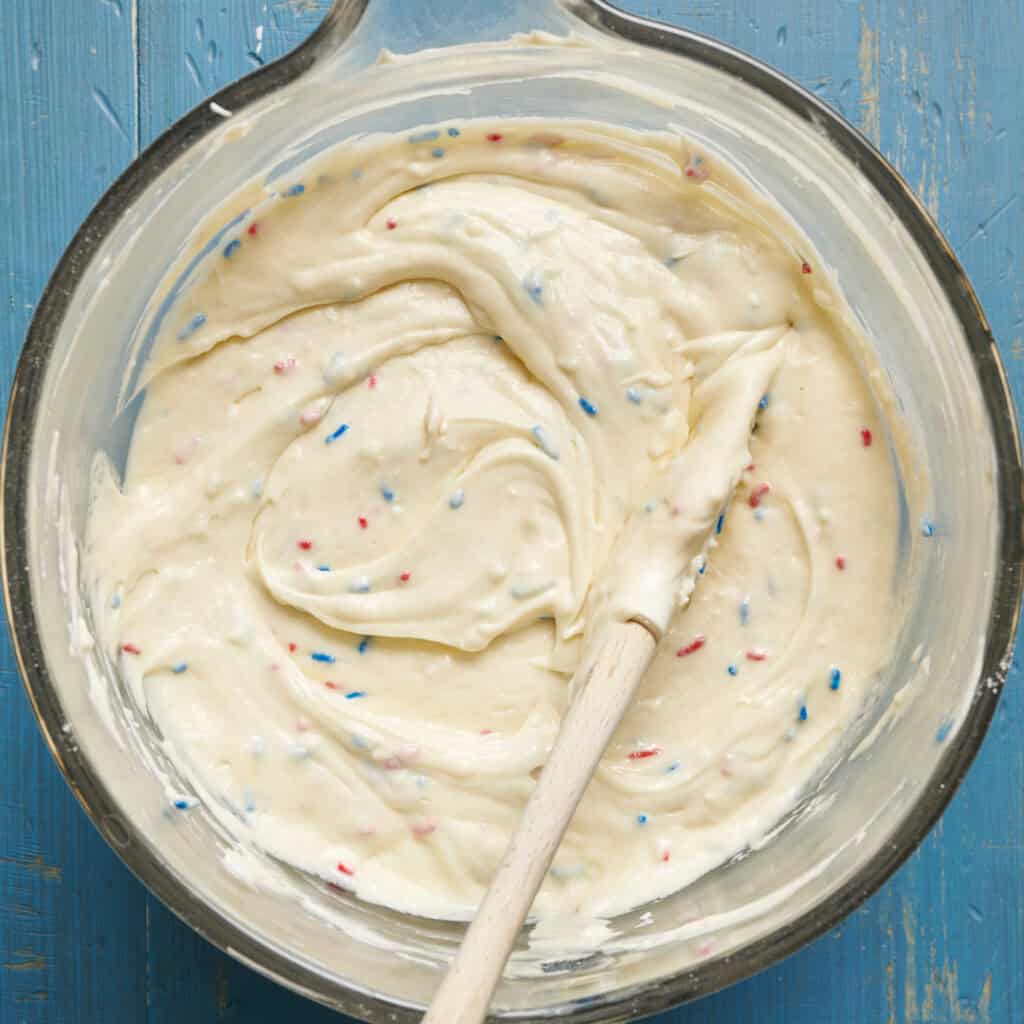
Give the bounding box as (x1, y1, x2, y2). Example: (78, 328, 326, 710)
(2, 1, 1021, 1021)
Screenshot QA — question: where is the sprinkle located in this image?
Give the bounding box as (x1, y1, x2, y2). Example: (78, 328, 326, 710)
(411, 817, 438, 837)
(801, 260, 812, 274)
(324, 352, 346, 383)
(357, 637, 372, 655)
(798, 704, 809, 722)
(380, 485, 395, 502)
(171, 662, 188, 674)
(449, 489, 465, 510)
(830, 667, 842, 691)
(715, 513, 725, 535)
(176, 313, 207, 341)
(408, 128, 441, 143)
(336, 861, 355, 876)
(746, 648, 768, 662)
(297, 539, 313, 550)
(921, 517, 936, 538)
(311, 651, 335, 664)
(748, 482, 771, 508)
(666, 760, 681, 773)
(835, 555, 847, 571)
(727, 664, 739, 676)
(739, 598, 750, 626)
(698, 557, 707, 575)
(173, 798, 195, 811)
(447, 126, 460, 137)
(637, 814, 649, 826)
(523, 272, 544, 306)
(758, 393, 770, 410)
(223, 238, 241, 259)
(274, 357, 296, 374)
(345, 690, 367, 700)
(348, 578, 371, 594)
(860, 427, 873, 447)
(578, 396, 598, 417)
(486, 132, 503, 142)
(325, 423, 349, 444)
(626, 386, 643, 404)
(399, 572, 411, 583)
(358, 515, 368, 529)
(936, 718, 954, 743)
(317, 564, 331, 573)
(324, 681, 339, 690)
(386, 218, 397, 230)
(111, 594, 121, 609)
(676, 635, 706, 657)
(247, 222, 260, 237)
(121, 643, 142, 655)
(628, 747, 661, 761)
(299, 401, 327, 427)
(431, 147, 445, 159)
(492, 335, 504, 343)
(530, 425, 560, 460)
(287, 642, 297, 653)
(285, 183, 305, 197)
(368, 373, 377, 389)
(251, 478, 263, 498)
(684, 154, 708, 181)
(661, 850, 671, 863)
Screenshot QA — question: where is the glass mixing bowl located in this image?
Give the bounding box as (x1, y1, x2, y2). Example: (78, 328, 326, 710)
(3, 1, 1021, 1020)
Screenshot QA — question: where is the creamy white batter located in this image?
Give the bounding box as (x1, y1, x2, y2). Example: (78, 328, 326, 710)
(87, 120, 901, 922)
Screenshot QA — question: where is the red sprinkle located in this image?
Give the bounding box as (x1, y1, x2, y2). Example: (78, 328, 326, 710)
(748, 482, 771, 508)
(480, 729, 493, 736)
(273, 357, 296, 375)
(324, 681, 339, 690)
(835, 556, 847, 571)
(247, 222, 260, 237)
(297, 539, 313, 551)
(746, 649, 768, 662)
(486, 132, 504, 142)
(336, 862, 354, 877)
(860, 427, 873, 447)
(358, 516, 368, 530)
(121, 643, 142, 655)
(368, 373, 377, 389)
(661, 851, 671, 863)
(399, 571, 411, 583)
(801, 260, 812, 274)
(628, 747, 661, 761)
(676, 635, 706, 657)
(746, 462, 756, 472)
(288, 642, 297, 653)
(386, 218, 397, 230)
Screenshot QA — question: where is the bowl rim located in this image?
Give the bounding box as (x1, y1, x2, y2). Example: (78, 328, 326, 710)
(3, 1, 1022, 1021)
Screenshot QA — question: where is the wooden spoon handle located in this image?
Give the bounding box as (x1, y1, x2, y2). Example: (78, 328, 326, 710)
(422, 620, 658, 1024)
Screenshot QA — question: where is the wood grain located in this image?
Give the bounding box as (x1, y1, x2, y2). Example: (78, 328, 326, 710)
(1, 1, 1021, 1022)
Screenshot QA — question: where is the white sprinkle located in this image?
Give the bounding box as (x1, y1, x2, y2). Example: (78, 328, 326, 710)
(209, 101, 233, 118)
(530, 425, 560, 460)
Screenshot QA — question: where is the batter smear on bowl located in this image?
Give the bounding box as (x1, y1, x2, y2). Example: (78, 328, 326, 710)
(87, 121, 905, 923)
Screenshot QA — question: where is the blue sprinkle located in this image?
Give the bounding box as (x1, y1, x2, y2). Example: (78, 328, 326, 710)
(754, 508, 766, 522)
(523, 272, 544, 306)
(111, 593, 121, 609)
(921, 517, 936, 538)
(177, 313, 207, 341)
(357, 637, 372, 655)
(223, 238, 241, 259)
(449, 489, 465, 510)
(936, 718, 954, 743)
(251, 479, 263, 498)
(351, 734, 370, 749)
(285, 183, 305, 197)
(348, 578, 371, 594)
(311, 651, 335, 664)
(173, 798, 194, 811)
(698, 557, 707, 575)
(409, 129, 441, 143)
(715, 513, 725, 535)
(431, 147, 445, 159)
(727, 664, 739, 676)
(626, 386, 643, 404)
(244, 791, 256, 813)
(447, 126, 460, 137)
(637, 814, 649, 826)
(798, 704, 808, 722)
(345, 690, 367, 700)
(666, 761, 680, 773)
(531, 425, 560, 460)
(380, 485, 395, 503)
(759, 393, 770, 410)
(171, 662, 188, 674)
(578, 396, 598, 417)
(317, 564, 331, 572)
(830, 667, 842, 691)
(739, 599, 750, 626)
(325, 423, 349, 444)
(492, 335, 504, 344)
